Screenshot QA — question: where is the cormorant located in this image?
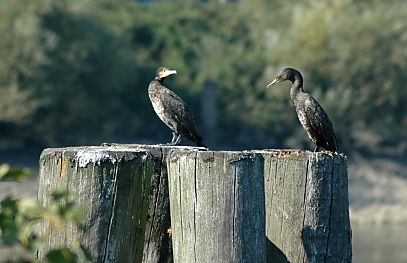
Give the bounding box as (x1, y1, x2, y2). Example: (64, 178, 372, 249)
(148, 67, 207, 147)
(267, 68, 338, 152)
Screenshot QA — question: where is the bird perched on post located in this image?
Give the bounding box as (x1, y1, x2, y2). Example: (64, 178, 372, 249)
(267, 68, 338, 152)
(148, 67, 207, 148)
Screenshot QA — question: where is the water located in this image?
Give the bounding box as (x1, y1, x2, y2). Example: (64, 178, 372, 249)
(353, 224, 407, 263)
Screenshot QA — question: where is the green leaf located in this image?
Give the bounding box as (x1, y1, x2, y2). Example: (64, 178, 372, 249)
(0, 165, 32, 182)
(80, 244, 94, 262)
(51, 190, 70, 201)
(0, 223, 19, 245)
(0, 164, 10, 178)
(25, 233, 41, 251)
(46, 248, 78, 263)
(18, 199, 43, 219)
(71, 206, 86, 224)
(0, 196, 18, 211)
(0, 197, 20, 245)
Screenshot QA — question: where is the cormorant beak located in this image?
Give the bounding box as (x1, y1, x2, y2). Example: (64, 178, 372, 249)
(163, 69, 177, 77)
(267, 78, 279, 88)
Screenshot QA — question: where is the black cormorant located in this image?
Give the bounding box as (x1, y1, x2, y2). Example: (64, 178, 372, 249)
(267, 68, 338, 152)
(148, 67, 207, 147)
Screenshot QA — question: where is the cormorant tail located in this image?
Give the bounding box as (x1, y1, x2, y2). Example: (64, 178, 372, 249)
(196, 140, 207, 148)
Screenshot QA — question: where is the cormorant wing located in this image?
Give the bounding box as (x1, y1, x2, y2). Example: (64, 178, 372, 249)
(304, 95, 338, 151)
(158, 87, 202, 140)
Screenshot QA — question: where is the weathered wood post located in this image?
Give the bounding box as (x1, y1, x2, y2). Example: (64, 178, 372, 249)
(167, 150, 266, 263)
(258, 150, 352, 263)
(37, 145, 351, 263)
(37, 144, 177, 263)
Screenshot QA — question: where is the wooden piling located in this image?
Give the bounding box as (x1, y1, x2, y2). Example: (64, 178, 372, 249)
(167, 150, 266, 263)
(259, 150, 352, 263)
(36, 145, 351, 263)
(37, 145, 177, 263)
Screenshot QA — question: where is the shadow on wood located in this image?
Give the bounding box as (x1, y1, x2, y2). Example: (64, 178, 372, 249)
(266, 238, 289, 263)
(259, 149, 352, 263)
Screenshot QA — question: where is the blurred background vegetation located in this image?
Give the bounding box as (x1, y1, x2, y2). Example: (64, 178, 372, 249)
(0, 164, 90, 262)
(1, 0, 406, 157)
(0, 0, 407, 261)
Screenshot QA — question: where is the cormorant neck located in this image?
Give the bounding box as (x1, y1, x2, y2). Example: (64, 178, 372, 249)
(289, 74, 304, 99)
(154, 77, 164, 84)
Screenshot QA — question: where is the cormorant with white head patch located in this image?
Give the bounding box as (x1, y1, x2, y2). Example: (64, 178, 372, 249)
(148, 67, 207, 147)
(267, 68, 338, 152)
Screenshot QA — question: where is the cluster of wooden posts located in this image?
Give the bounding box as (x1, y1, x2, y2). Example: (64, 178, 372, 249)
(36, 144, 351, 263)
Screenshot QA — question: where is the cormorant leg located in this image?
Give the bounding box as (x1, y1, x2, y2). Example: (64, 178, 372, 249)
(170, 132, 178, 144)
(173, 134, 182, 145)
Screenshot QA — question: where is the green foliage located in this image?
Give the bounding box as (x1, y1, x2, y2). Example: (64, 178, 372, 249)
(0, 0, 406, 153)
(45, 249, 78, 263)
(0, 0, 47, 108)
(0, 164, 31, 182)
(264, 0, 407, 151)
(0, 164, 91, 263)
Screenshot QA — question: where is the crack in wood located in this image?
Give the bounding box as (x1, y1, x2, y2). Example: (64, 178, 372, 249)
(324, 157, 336, 262)
(279, 158, 287, 251)
(301, 157, 310, 263)
(103, 162, 119, 263)
(145, 150, 163, 256)
(177, 160, 183, 246)
(193, 152, 198, 263)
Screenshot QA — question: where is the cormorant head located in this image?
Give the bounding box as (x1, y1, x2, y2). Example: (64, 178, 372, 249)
(155, 67, 177, 80)
(267, 68, 302, 88)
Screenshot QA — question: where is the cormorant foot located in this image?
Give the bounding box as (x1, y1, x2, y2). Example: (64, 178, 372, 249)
(173, 135, 182, 145)
(165, 142, 179, 146)
(171, 132, 178, 144)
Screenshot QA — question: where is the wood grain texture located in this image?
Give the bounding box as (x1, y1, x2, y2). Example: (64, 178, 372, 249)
(167, 150, 266, 263)
(258, 150, 352, 263)
(37, 144, 199, 263)
(37, 145, 351, 263)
